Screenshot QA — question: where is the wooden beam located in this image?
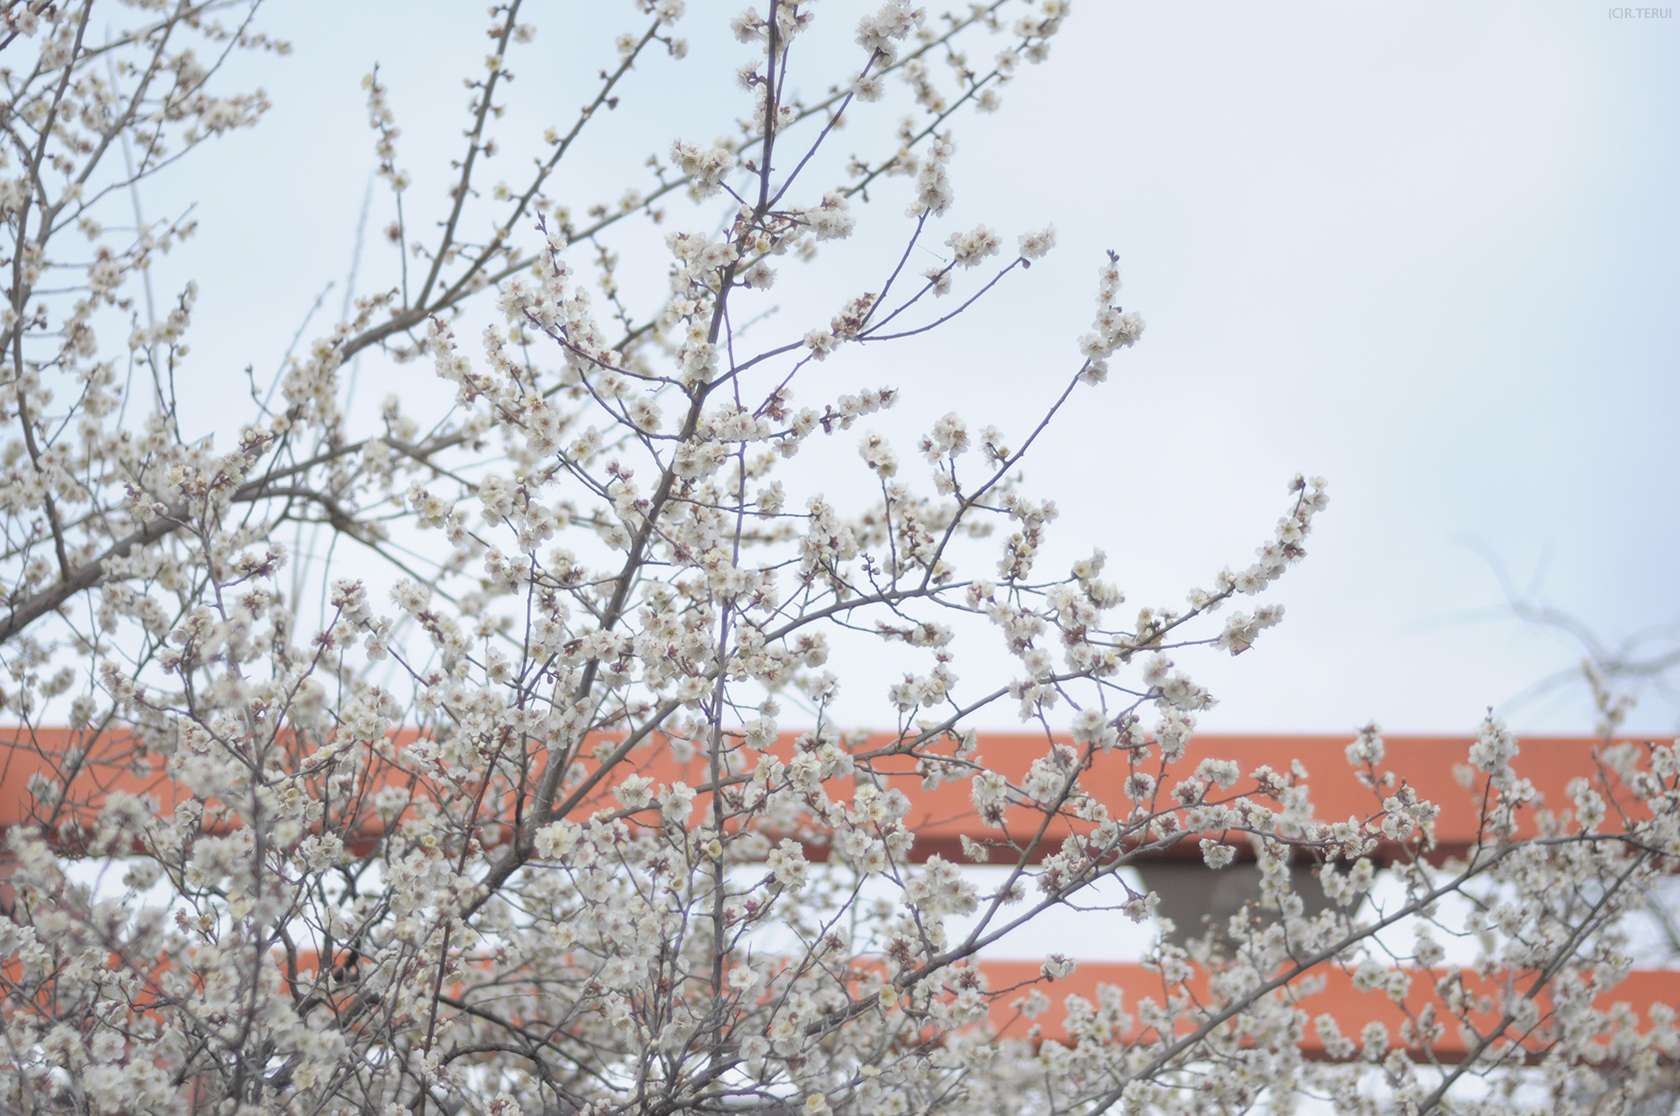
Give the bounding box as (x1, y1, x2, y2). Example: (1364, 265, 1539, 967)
(2, 727, 1661, 864)
(980, 959, 1680, 1061)
(265, 948, 1680, 1063)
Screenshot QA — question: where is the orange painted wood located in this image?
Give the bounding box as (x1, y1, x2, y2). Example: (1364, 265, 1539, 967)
(982, 960, 1680, 1061)
(861, 732, 1665, 864)
(2, 727, 1664, 864)
(263, 949, 1680, 1062)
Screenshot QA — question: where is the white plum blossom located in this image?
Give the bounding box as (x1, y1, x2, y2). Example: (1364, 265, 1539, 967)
(671, 138, 736, 198)
(805, 192, 856, 241)
(946, 224, 1002, 267)
(1018, 225, 1057, 260)
(1469, 712, 1521, 790)
(1200, 839, 1236, 869)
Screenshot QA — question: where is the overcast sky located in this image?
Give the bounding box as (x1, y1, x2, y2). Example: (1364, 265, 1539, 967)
(139, 0, 1679, 737)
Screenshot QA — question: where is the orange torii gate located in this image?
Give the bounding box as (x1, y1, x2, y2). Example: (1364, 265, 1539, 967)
(1, 726, 1676, 1058)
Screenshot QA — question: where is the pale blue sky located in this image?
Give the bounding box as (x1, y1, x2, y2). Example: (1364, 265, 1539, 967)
(141, 0, 1679, 735)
